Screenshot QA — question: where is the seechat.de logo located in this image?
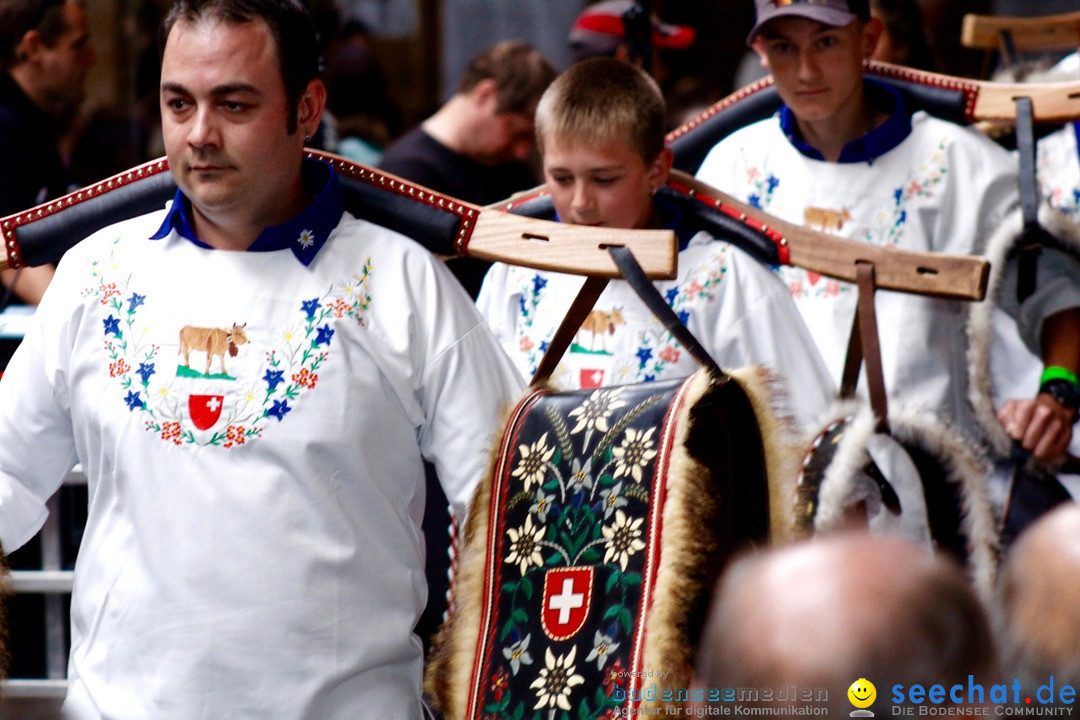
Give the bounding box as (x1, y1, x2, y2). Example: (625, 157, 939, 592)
(849, 678, 877, 717)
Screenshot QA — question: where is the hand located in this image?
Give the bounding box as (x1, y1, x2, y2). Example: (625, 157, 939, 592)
(998, 394, 1076, 462)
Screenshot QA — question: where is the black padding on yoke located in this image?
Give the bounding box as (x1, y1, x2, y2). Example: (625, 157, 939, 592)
(336, 175, 461, 256)
(15, 171, 176, 265)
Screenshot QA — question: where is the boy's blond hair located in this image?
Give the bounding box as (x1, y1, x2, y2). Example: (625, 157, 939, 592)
(535, 57, 665, 163)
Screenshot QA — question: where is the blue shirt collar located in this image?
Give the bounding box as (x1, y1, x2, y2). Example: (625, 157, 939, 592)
(150, 157, 344, 266)
(778, 79, 912, 164)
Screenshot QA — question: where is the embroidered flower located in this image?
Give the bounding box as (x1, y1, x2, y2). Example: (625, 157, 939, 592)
(490, 669, 510, 702)
(296, 229, 316, 250)
(330, 298, 350, 318)
(612, 427, 658, 483)
(160, 421, 183, 445)
(585, 629, 620, 670)
(658, 346, 680, 364)
(598, 481, 627, 519)
(602, 659, 626, 696)
(124, 391, 143, 411)
(314, 324, 334, 347)
(530, 488, 556, 524)
(263, 369, 285, 391)
(503, 633, 533, 675)
(529, 646, 585, 711)
(531, 274, 548, 294)
(505, 514, 545, 575)
(568, 388, 626, 435)
(664, 287, 679, 305)
(291, 368, 318, 389)
(602, 510, 646, 571)
(635, 346, 652, 370)
(224, 425, 247, 449)
(126, 292, 145, 313)
(567, 457, 594, 493)
(267, 399, 291, 421)
(103, 315, 121, 337)
(109, 359, 130, 377)
(519, 336, 534, 352)
(136, 362, 155, 384)
(511, 432, 554, 492)
(300, 298, 321, 319)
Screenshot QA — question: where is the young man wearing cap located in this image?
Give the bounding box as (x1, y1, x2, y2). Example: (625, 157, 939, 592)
(696, 0, 1080, 464)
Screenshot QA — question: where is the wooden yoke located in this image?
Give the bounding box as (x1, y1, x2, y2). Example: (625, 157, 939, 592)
(0, 150, 677, 281)
(670, 171, 990, 301)
(961, 11, 1080, 53)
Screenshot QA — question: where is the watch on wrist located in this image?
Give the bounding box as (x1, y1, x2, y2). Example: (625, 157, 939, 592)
(1040, 378, 1080, 417)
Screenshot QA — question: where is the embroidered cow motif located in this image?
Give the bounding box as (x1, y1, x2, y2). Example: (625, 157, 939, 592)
(86, 244, 375, 448)
(178, 323, 249, 376)
(804, 206, 852, 232)
(575, 308, 625, 353)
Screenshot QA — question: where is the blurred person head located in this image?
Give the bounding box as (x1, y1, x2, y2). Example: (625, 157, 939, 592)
(427, 41, 556, 167)
(568, 0, 694, 85)
(534, 57, 671, 231)
(997, 503, 1080, 689)
(694, 532, 997, 715)
(0, 0, 94, 116)
(869, 0, 937, 71)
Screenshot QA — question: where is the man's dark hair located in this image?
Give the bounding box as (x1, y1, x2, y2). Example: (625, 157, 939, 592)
(159, 0, 319, 133)
(456, 40, 556, 115)
(0, 0, 71, 71)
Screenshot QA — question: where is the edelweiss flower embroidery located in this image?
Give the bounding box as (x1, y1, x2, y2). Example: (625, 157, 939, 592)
(511, 432, 554, 492)
(585, 629, 620, 670)
(296, 229, 316, 249)
(602, 510, 646, 572)
(505, 514, 545, 575)
(612, 427, 658, 483)
(568, 388, 627, 435)
(530, 646, 585, 711)
(503, 633, 534, 675)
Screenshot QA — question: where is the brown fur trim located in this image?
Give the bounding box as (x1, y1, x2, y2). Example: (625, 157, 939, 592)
(728, 365, 807, 545)
(967, 205, 1080, 457)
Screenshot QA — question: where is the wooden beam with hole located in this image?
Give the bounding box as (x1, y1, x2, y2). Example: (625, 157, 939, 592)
(961, 11, 1080, 52)
(672, 171, 989, 301)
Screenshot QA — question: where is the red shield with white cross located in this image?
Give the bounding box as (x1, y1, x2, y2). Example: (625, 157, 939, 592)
(189, 394, 225, 430)
(542, 567, 593, 641)
(579, 368, 605, 389)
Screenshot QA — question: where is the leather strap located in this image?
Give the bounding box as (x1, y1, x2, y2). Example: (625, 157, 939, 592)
(838, 262, 890, 433)
(529, 246, 724, 387)
(1014, 96, 1043, 303)
(530, 276, 610, 387)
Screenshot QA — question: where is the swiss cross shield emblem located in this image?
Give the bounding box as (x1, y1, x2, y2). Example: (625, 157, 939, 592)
(542, 567, 593, 641)
(579, 368, 605, 389)
(189, 394, 225, 430)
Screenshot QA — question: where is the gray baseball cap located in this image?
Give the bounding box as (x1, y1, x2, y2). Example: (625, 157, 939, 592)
(747, 0, 870, 44)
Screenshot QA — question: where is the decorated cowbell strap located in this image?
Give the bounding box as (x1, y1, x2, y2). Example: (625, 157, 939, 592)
(529, 246, 724, 387)
(838, 262, 890, 434)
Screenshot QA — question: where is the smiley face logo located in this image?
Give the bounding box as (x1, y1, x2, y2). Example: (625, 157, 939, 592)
(848, 678, 876, 709)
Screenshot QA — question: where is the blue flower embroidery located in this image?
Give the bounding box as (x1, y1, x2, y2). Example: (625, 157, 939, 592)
(766, 175, 780, 192)
(664, 287, 679, 306)
(103, 316, 120, 336)
(301, 298, 321, 319)
(127, 293, 145, 313)
(539, 340, 550, 353)
(136, 362, 155, 384)
(314, 324, 334, 347)
(894, 187, 903, 204)
(124, 391, 143, 411)
(267, 399, 291, 421)
(635, 347, 652, 369)
(263, 369, 285, 391)
(532, 275, 548, 294)
(677, 310, 690, 325)
(748, 194, 761, 209)
(644, 374, 655, 382)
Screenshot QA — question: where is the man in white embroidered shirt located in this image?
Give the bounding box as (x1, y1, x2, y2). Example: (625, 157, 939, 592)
(0, 1, 523, 717)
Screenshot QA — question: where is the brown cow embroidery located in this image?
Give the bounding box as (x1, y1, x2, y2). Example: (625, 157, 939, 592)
(576, 308, 625, 352)
(804, 206, 852, 232)
(178, 323, 249, 376)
